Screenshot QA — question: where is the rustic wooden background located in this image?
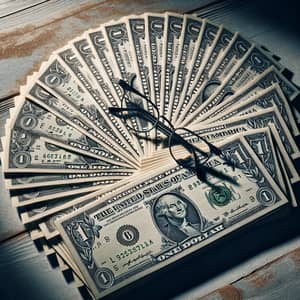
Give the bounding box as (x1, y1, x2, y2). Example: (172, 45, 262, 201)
(0, 0, 300, 299)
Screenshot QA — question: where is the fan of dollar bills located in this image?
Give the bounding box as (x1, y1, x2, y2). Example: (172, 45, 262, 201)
(1, 12, 300, 299)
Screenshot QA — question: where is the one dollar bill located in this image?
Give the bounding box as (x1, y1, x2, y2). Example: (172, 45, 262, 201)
(55, 134, 289, 299)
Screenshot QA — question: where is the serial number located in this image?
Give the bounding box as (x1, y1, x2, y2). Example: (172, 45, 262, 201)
(112, 240, 154, 261)
(43, 153, 72, 159)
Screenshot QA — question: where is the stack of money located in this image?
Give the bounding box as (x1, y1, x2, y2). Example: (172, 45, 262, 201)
(1, 12, 300, 299)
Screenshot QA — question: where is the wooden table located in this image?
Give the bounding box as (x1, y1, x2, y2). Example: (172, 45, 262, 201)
(1, 1, 300, 299)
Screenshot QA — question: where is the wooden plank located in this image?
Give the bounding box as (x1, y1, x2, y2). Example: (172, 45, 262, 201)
(0, 0, 216, 100)
(0, 0, 100, 31)
(174, 237, 300, 299)
(0, 0, 50, 18)
(199, 245, 300, 300)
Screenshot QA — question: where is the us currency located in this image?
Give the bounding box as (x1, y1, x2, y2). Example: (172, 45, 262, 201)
(145, 13, 165, 147)
(127, 16, 151, 107)
(189, 108, 300, 178)
(168, 15, 204, 122)
(204, 84, 299, 136)
(55, 135, 289, 299)
(141, 128, 288, 197)
(174, 26, 235, 124)
(25, 74, 123, 159)
(6, 171, 132, 190)
(268, 123, 300, 184)
(87, 28, 124, 101)
(3, 126, 130, 174)
(160, 13, 183, 118)
(28, 164, 173, 239)
(103, 19, 149, 154)
(38, 194, 100, 240)
(184, 45, 286, 125)
(241, 128, 288, 196)
(21, 193, 93, 225)
(29, 228, 45, 241)
(127, 16, 156, 153)
(201, 66, 300, 126)
(52, 239, 81, 269)
(290, 105, 300, 125)
(6, 98, 132, 172)
(214, 127, 294, 203)
(33, 122, 298, 240)
(243, 128, 297, 207)
(4, 96, 131, 173)
(36, 57, 136, 162)
(145, 13, 165, 111)
(26, 80, 138, 168)
(70, 37, 142, 157)
(11, 95, 132, 167)
(21, 124, 298, 235)
(274, 144, 298, 207)
(182, 33, 252, 119)
(37, 194, 108, 240)
(175, 21, 220, 116)
(87, 26, 148, 152)
(11, 179, 114, 207)
(141, 125, 298, 197)
(51, 123, 296, 277)
(20, 165, 161, 227)
(71, 36, 122, 106)
(58, 45, 141, 159)
(52, 245, 80, 282)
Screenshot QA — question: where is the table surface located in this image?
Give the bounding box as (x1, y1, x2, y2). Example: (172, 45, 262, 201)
(1, 0, 300, 299)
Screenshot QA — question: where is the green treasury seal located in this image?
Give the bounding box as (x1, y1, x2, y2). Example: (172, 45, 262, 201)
(208, 185, 232, 207)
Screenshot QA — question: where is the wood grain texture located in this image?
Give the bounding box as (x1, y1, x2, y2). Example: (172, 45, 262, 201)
(174, 235, 300, 300)
(0, 0, 50, 18)
(0, 0, 215, 100)
(200, 247, 300, 300)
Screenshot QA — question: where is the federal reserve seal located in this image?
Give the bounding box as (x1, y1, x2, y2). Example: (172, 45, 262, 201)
(116, 225, 139, 246)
